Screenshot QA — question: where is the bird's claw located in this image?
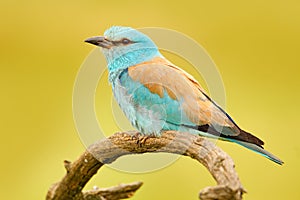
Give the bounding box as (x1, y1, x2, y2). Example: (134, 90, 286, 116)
(136, 133, 157, 147)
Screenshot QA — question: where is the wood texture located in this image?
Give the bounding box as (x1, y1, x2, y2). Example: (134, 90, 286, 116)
(47, 131, 245, 200)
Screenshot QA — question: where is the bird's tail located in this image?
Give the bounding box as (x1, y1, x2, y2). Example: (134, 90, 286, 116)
(216, 128, 284, 165)
(232, 139, 284, 165)
(190, 124, 284, 165)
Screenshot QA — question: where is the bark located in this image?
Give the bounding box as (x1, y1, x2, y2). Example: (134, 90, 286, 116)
(47, 131, 245, 200)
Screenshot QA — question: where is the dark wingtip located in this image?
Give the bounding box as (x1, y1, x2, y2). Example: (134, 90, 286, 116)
(238, 129, 264, 146)
(194, 124, 264, 147)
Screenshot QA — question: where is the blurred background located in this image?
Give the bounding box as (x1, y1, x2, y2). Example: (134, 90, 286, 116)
(1, 0, 299, 199)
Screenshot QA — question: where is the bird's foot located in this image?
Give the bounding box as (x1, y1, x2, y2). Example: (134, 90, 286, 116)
(136, 133, 157, 147)
(131, 132, 142, 141)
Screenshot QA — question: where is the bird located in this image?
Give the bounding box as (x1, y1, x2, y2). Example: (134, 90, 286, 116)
(85, 26, 283, 165)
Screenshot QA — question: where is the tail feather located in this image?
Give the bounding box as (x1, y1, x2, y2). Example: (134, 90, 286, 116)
(233, 140, 284, 165)
(227, 129, 283, 165)
(183, 124, 283, 165)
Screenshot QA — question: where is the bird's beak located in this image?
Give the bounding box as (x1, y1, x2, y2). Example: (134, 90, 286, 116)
(84, 36, 113, 49)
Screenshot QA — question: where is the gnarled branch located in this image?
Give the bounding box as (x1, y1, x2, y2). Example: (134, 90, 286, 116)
(47, 131, 245, 200)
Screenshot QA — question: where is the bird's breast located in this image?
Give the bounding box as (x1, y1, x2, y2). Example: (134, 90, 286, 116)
(112, 69, 188, 135)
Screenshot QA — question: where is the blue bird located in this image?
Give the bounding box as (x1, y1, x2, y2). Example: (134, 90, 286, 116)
(85, 26, 283, 165)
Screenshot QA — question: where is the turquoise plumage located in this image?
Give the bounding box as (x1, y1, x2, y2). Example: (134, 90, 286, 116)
(85, 26, 283, 165)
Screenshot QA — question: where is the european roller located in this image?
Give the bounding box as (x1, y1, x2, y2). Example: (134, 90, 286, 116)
(85, 26, 283, 165)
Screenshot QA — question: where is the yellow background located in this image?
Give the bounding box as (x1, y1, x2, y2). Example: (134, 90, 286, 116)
(1, 0, 299, 199)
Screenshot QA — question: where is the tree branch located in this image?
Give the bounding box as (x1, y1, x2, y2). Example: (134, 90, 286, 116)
(82, 181, 143, 200)
(47, 131, 245, 200)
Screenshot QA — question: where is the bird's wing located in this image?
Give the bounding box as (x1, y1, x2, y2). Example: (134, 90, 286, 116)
(128, 57, 285, 163)
(128, 57, 241, 136)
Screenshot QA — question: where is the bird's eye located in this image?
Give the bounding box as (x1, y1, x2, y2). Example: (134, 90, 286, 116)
(121, 38, 131, 45)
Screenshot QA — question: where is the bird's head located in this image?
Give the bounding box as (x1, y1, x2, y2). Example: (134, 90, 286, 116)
(85, 26, 162, 77)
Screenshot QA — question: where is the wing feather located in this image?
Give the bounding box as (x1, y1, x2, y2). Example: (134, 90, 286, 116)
(128, 57, 240, 136)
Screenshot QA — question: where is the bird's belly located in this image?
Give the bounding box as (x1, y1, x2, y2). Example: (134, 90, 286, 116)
(113, 78, 191, 135)
(113, 82, 164, 135)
